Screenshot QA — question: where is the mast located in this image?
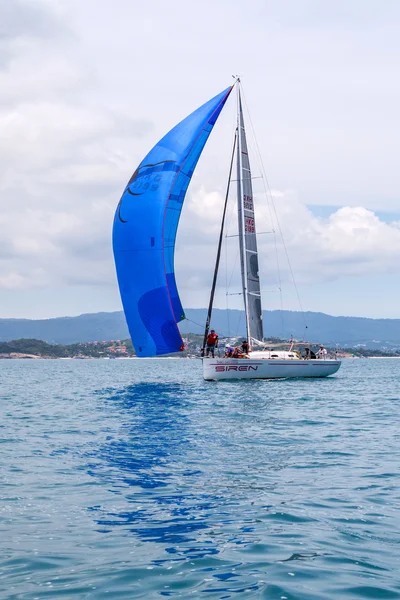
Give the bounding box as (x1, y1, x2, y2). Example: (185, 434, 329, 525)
(201, 131, 237, 355)
(236, 85, 251, 345)
(236, 83, 264, 346)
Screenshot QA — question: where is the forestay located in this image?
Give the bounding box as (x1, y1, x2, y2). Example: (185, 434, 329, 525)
(236, 91, 264, 343)
(113, 86, 232, 357)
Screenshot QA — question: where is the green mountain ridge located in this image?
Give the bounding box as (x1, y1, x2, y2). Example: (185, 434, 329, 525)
(0, 338, 135, 358)
(1, 309, 400, 349)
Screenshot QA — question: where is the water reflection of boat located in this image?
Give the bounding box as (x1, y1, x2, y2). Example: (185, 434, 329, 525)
(86, 383, 213, 556)
(84, 381, 292, 592)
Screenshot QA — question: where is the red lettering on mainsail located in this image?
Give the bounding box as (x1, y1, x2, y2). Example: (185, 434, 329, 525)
(244, 195, 253, 210)
(245, 217, 255, 233)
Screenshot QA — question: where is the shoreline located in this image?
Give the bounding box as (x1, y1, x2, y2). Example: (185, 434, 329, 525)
(1, 355, 400, 361)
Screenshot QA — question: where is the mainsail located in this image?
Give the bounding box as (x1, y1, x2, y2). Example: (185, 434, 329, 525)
(113, 86, 232, 357)
(236, 90, 264, 343)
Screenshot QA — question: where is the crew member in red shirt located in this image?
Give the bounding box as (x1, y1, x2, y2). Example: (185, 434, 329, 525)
(206, 329, 218, 357)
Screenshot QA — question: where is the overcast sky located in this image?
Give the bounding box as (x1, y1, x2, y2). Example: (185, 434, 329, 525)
(1, 0, 400, 320)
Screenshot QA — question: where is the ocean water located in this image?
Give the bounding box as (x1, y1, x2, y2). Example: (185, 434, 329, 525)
(1, 358, 400, 599)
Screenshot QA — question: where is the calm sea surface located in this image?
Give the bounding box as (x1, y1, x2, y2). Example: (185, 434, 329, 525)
(1, 358, 400, 599)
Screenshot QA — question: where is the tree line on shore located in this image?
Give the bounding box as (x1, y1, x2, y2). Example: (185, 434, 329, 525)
(0, 337, 399, 359)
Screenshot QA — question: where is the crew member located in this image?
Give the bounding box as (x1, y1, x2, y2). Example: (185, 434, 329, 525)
(232, 346, 245, 358)
(317, 345, 327, 359)
(241, 340, 250, 354)
(206, 329, 218, 358)
(224, 343, 234, 358)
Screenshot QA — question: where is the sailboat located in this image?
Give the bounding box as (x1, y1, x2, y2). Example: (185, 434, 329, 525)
(113, 81, 341, 380)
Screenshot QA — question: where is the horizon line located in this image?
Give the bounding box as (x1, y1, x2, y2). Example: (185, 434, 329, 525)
(0, 308, 397, 322)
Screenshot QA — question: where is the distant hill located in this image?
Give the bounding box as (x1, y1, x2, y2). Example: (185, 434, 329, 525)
(1, 309, 400, 349)
(0, 312, 128, 345)
(182, 309, 400, 350)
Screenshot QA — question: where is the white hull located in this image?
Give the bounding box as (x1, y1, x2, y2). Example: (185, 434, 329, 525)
(202, 357, 341, 380)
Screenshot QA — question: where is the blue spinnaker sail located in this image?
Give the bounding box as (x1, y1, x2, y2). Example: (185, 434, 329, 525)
(113, 86, 232, 357)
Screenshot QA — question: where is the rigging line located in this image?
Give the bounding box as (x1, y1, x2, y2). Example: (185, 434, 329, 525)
(201, 129, 237, 354)
(224, 104, 237, 340)
(237, 108, 277, 237)
(227, 245, 240, 290)
(230, 176, 263, 182)
(228, 289, 280, 295)
(238, 92, 283, 290)
(217, 84, 238, 244)
(225, 194, 237, 237)
(225, 201, 230, 336)
(224, 204, 233, 337)
(184, 316, 209, 330)
(240, 85, 308, 331)
(237, 84, 251, 344)
(237, 108, 284, 334)
(226, 231, 274, 238)
(224, 160, 238, 234)
(235, 309, 243, 337)
(234, 94, 284, 328)
(183, 317, 231, 339)
(268, 202, 284, 335)
(224, 107, 240, 238)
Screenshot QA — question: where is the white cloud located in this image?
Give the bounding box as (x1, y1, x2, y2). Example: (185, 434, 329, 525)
(0, 0, 153, 296)
(1, 0, 400, 318)
(268, 198, 400, 282)
(175, 189, 400, 309)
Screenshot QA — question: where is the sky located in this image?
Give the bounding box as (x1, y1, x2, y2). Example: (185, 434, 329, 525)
(1, 0, 400, 320)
